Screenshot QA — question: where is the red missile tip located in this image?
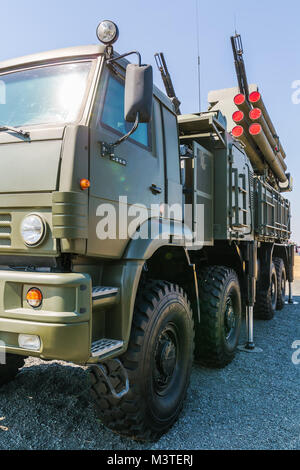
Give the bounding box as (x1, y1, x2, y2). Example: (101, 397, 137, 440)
(232, 125, 244, 138)
(234, 94, 246, 106)
(249, 123, 262, 135)
(249, 108, 262, 120)
(249, 91, 261, 104)
(232, 110, 244, 123)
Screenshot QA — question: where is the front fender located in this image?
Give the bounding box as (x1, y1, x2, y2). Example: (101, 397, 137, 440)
(111, 218, 196, 346)
(124, 218, 195, 261)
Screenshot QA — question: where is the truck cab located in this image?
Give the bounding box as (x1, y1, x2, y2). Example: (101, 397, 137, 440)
(0, 21, 294, 441)
(0, 39, 189, 364)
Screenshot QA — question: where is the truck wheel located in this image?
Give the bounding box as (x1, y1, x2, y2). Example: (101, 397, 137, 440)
(0, 354, 25, 387)
(254, 262, 277, 320)
(90, 281, 194, 441)
(194, 266, 241, 369)
(273, 258, 286, 310)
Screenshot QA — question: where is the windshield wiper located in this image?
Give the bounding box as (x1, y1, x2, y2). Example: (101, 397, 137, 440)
(0, 125, 30, 138)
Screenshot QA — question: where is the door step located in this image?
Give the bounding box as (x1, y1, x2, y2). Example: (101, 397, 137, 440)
(91, 338, 124, 358)
(92, 286, 119, 308)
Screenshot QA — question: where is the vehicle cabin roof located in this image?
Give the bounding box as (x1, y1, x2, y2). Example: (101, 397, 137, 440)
(0, 44, 173, 112)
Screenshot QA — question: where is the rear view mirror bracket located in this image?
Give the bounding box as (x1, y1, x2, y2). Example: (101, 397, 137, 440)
(102, 50, 153, 153)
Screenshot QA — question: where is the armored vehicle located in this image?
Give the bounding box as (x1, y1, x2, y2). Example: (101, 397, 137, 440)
(0, 21, 294, 440)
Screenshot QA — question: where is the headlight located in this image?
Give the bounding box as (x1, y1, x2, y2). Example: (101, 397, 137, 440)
(96, 20, 119, 45)
(21, 214, 46, 247)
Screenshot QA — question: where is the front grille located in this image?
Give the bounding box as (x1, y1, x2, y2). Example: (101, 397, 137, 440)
(0, 214, 12, 246)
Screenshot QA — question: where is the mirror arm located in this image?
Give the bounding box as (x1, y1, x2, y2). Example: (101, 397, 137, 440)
(107, 51, 142, 67)
(100, 113, 140, 160)
(112, 113, 140, 148)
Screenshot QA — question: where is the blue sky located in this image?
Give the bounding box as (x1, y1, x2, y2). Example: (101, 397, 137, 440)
(1, 0, 299, 241)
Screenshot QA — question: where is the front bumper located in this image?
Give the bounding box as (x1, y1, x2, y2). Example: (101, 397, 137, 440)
(0, 270, 92, 364)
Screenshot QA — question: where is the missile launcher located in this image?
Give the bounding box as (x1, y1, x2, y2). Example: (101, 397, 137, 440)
(208, 33, 291, 192)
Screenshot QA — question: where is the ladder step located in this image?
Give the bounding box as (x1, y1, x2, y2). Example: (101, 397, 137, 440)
(92, 286, 119, 300)
(91, 339, 124, 358)
(92, 286, 119, 307)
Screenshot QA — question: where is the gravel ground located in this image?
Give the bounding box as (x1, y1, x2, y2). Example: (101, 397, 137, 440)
(0, 266, 299, 450)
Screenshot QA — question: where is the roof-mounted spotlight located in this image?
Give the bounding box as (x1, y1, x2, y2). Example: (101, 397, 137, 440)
(96, 20, 119, 45)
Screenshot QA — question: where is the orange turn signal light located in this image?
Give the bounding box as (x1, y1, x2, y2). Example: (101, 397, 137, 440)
(80, 178, 91, 190)
(26, 288, 43, 308)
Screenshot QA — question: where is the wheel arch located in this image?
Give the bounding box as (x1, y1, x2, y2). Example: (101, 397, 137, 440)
(200, 241, 244, 303)
(273, 244, 291, 280)
(107, 220, 198, 349)
(123, 218, 195, 261)
(145, 245, 199, 325)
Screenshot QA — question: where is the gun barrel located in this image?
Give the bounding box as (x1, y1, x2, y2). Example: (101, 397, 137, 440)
(232, 125, 265, 173)
(249, 124, 287, 183)
(249, 108, 287, 172)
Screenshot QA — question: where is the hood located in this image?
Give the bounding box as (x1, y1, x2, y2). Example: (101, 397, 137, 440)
(0, 126, 64, 193)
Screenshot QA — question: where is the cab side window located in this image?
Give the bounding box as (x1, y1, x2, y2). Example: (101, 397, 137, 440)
(101, 74, 150, 149)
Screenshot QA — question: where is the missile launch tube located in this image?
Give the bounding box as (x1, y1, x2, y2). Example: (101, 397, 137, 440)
(234, 93, 252, 115)
(249, 124, 287, 183)
(249, 108, 287, 172)
(249, 91, 286, 159)
(232, 110, 251, 127)
(232, 125, 265, 173)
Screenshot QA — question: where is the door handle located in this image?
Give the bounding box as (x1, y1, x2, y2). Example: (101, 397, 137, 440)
(150, 184, 162, 195)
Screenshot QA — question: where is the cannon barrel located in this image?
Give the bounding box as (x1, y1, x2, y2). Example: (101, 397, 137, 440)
(232, 125, 265, 173)
(249, 123, 287, 183)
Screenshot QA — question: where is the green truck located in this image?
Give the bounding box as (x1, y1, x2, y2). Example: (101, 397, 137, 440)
(0, 21, 294, 441)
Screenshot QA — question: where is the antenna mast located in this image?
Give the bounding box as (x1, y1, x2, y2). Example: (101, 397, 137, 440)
(196, 0, 201, 112)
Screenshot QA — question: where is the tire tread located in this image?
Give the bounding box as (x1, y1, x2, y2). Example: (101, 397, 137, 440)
(195, 266, 241, 369)
(90, 280, 194, 442)
(273, 257, 286, 311)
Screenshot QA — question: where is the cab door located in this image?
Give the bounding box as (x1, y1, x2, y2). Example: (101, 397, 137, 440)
(88, 66, 165, 258)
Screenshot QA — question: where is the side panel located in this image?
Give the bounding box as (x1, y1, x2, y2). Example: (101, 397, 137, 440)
(161, 105, 182, 208)
(87, 67, 165, 259)
(214, 142, 253, 240)
(193, 142, 214, 245)
(255, 179, 291, 241)
(181, 142, 214, 245)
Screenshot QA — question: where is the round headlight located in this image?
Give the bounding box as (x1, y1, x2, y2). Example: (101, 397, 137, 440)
(21, 214, 46, 247)
(96, 20, 119, 45)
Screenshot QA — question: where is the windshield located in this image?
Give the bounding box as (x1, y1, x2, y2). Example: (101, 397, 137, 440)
(0, 61, 92, 128)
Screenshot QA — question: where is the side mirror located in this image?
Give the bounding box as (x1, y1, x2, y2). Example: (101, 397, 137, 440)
(124, 64, 153, 123)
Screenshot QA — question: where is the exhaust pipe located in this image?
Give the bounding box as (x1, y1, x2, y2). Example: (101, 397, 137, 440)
(249, 91, 286, 159)
(249, 108, 287, 172)
(232, 125, 265, 174)
(249, 124, 287, 183)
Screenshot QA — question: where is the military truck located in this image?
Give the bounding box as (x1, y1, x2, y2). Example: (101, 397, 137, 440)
(0, 21, 294, 441)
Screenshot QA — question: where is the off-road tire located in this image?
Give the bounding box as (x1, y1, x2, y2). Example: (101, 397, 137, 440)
(254, 262, 277, 320)
(90, 281, 194, 441)
(274, 257, 286, 311)
(194, 266, 242, 369)
(0, 354, 25, 387)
